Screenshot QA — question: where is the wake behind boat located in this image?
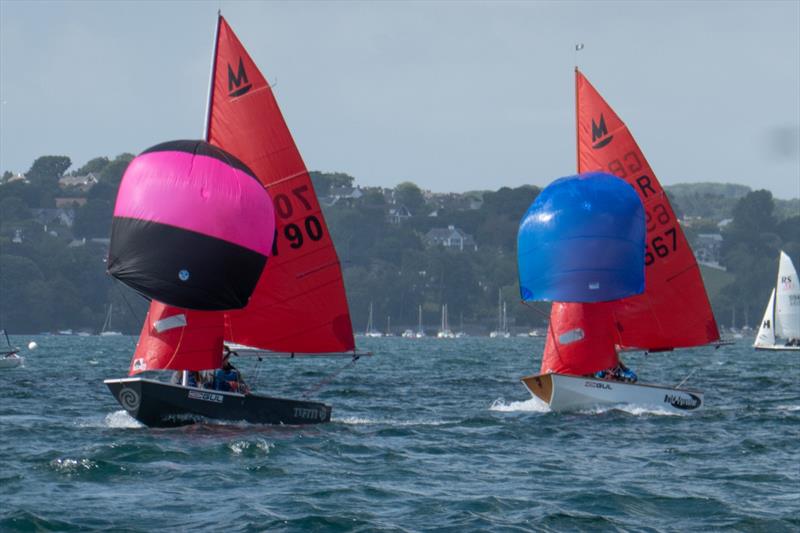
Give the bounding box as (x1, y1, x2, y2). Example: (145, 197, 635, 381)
(104, 14, 358, 427)
(514, 69, 720, 413)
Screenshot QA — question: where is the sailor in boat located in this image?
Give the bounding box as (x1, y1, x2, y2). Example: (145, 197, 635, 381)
(211, 346, 249, 393)
(593, 356, 638, 383)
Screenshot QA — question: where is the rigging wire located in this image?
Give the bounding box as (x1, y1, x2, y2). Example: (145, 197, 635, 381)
(113, 279, 149, 331)
(301, 354, 361, 399)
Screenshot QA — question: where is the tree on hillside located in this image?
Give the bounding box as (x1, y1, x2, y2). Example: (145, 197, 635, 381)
(0, 180, 53, 208)
(73, 199, 113, 238)
(99, 153, 134, 186)
(26, 156, 71, 189)
(725, 190, 777, 246)
(87, 181, 118, 202)
(0, 197, 31, 221)
(309, 171, 355, 197)
(395, 182, 426, 215)
(74, 156, 110, 176)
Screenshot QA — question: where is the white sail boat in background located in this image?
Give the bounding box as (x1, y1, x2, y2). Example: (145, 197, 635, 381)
(754, 251, 800, 351)
(415, 305, 426, 338)
(384, 315, 394, 337)
(437, 304, 455, 338)
(364, 302, 383, 338)
(99, 304, 123, 336)
(489, 290, 510, 338)
(0, 329, 24, 370)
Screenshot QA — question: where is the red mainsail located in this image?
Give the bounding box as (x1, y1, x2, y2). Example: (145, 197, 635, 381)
(205, 15, 354, 353)
(574, 69, 719, 350)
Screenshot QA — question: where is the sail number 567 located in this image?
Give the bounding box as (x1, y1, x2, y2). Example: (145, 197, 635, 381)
(645, 227, 677, 266)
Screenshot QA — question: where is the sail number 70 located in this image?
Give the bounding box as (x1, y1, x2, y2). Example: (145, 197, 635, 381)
(645, 227, 677, 266)
(269, 185, 324, 257)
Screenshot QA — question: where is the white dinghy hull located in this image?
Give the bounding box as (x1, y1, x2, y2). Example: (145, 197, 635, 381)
(0, 354, 24, 369)
(754, 345, 800, 352)
(521, 373, 703, 413)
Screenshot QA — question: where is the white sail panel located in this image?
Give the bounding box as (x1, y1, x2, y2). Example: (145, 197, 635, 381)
(754, 288, 776, 348)
(774, 251, 800, 339)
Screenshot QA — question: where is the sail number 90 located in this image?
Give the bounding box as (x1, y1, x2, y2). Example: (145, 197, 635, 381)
(269, 185, 324, 256)
(645, 227, 677, 266)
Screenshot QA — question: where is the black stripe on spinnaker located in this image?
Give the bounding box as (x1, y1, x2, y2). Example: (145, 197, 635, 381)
(140, 140, 259, 182)
(108, 217, 267, 311)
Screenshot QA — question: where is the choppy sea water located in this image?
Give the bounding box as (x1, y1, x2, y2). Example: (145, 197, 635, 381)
(0, 335, 798, 532)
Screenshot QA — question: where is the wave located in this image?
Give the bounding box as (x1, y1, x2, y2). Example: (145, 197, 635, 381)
(104, 410, 144, 428)
(578, 403, 684, 416)
(488, 397, 551, 413)
(775, 404, 800, 412)
(228, 439, 274, 455)
(49, 457, 98, 474)
(333, 416, 448, 426)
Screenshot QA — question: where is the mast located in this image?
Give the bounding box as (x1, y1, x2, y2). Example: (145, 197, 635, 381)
(574, 66, 580, 171)
(203, 12, 222, 141)
(497, 289, 502, 332)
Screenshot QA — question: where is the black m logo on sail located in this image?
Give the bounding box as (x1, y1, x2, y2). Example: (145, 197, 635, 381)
(591, 114, 613, 149)
(228, 58, 252, 97)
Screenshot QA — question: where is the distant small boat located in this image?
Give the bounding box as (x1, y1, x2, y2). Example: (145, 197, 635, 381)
(754, 251, 800, 351)
(364, 303, 383, 338)
(0, 330, 23, 370)
(414, 305, 426, 338)
(437, 304, 455, 338)
(100, 304, 123, 337)
(489, 291, 510, 338)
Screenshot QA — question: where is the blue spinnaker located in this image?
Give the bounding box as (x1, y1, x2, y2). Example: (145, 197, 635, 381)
(517, 172, 645, 303)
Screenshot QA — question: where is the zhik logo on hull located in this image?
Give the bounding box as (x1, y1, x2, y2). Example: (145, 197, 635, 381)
(228, 58, 252, 97)
(591, 114, 613, 149)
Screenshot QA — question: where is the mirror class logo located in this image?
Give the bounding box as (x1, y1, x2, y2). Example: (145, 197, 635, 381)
(228, 57, 252, 97)
(591, 114, 614, 149)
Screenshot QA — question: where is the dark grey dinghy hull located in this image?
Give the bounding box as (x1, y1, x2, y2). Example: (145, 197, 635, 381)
(105, 377, 331, 427)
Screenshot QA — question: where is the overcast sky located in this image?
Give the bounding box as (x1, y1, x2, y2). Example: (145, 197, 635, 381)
(1, 1, 798, 199)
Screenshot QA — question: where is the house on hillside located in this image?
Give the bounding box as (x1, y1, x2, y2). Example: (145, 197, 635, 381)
(423, 225, 478, 251)
(30, 208, 76, 228)
(4, 173, 28, 184)
(387, 205, 412, 225)
(693, 233, 723, 267)
(59, 173, 98, 192)
(320, 186, 363, 207)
